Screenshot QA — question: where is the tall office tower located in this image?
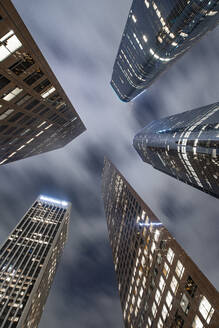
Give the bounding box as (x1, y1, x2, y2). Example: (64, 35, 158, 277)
(102, 158, 219, 328)
(133, 103, 219, 198)
(0, 195, 71, 328)
(0, 0, 85, 165)
(111, 0, 219, 102)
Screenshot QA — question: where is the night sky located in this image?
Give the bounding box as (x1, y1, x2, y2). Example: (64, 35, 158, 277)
(0, 0, 218, 327)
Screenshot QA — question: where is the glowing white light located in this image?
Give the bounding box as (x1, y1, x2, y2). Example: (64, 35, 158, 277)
(132, 15, 137, 23)
(139, 222, 162, 227)
(40, 195, 69, 207)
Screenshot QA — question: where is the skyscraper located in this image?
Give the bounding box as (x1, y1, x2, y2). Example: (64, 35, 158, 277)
(102, 158, 219, 328)
(111, 0, 219, 102)
(133, 102, 219, 198)
(0, 0, 85, 165)
(0, 195, 71, 328)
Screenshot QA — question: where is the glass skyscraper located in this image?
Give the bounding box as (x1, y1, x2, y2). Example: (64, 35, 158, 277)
(111, 0, 219, 102)
(0, 0, 85, 166)
(133, 102, 219, 198)
(102, 158, 219, 328)
(0, 196, 71, 328)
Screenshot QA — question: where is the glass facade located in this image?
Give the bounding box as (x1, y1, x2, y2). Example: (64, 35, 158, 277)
(0, 196, 71, 328)
(133, 103, 219, 198)
(102, 158, 219, 328)
(0, 0, 85, 165)
(111, 0, 219, 101)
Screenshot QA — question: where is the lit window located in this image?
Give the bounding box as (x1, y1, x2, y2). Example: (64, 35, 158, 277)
(155, 289, 161, 305)
(2, 87, 23, 101)
(199, 296, 214, 323)
(170, 276, 178, 295)
(180, 293, 190, 314)
(152, 302, 157, 318)
(163, 262, 170, 278)
(0, 108, 14, 120)
(175, 260, 184, 279)
(192, 315, 203, 328)
(145, 0, 150, 8)
(154, 229, 160, 242)
(151, 241, 156, 253)
(157, 317, 163, 328)
(41, 86, 56, 98)
(159, 275, 166, 293)
(162, 304, 168, 321)
(166, 291, 173, 309)
(0, 31, 22, 62)
(132, 15, 137, 23)
(167, 248, 174, 264)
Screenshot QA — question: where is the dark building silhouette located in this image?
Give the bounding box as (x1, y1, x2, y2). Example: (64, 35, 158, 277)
(0, 0, 85, 165)
(102, 158, 219, 328)
(111, 0, 219, 101)
(133, 102, 219, 198)
(0, 195, 71, 328)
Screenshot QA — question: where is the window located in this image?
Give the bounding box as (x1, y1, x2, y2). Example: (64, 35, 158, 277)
(9, 55, 34, 76)
(41, 86, 56, 98)
(152, 302, 157, 318)
(167, 248, 174, 264)
(25, 99, 40, 111)
(23, 69, 44, 85)
(16, 94, 31, 106)
(2, 87, 23, 101)
(0, 74, 10, 89)
(157, 317, 163, 328)
(159, 275, 166, 293)
(170, 276, 178, 295)
(192, 315, 203, 328)
(185, 276, 197, 297)
(175, 260, 184, 279)
(166, 291, 173, 309)
(0, 109, 14, 120)
(8, 112, 24, 122)
(0, 30, 22, 62)
(162, 304, 168, 321)
(34, 79, 51, 92)
(199, 296, 214, 323)
(155, 289, 161, 305)
(180, 293, 190, 314)
(163, 262, 170, 278)
(154, 229, 160, 242)
(174, 311, 184, 328)
(151, 241, 156, 253)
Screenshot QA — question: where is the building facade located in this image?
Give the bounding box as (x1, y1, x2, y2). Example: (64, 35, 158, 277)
(133, 103, 219, 198)
(0, 0, 85, 165)
(0, 195, 71, 328)
(111, 0, 219, 102)
(102, 158, 219, 328)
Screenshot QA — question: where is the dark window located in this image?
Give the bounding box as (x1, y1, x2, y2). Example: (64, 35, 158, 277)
(172, 310, 184, 328)
(25, 99, 40, 111)
(33, 104, 45, 113)
(25, 118, 36, 126)
(0, 74, 10, 89)
(0, 125, 7, 133)
(185, 276, 197, 297)
(39, 108, 50, 116)
(19, 116, 31, 125)
(8, 55, 34, 76)
(34, 79, 51, 93)
(5, 126, 17, 134)
(23, 69, 44, 85)
(8, 112, 24, 122)
(16, 94, 31, 106)
(0, 15, 2, 21)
